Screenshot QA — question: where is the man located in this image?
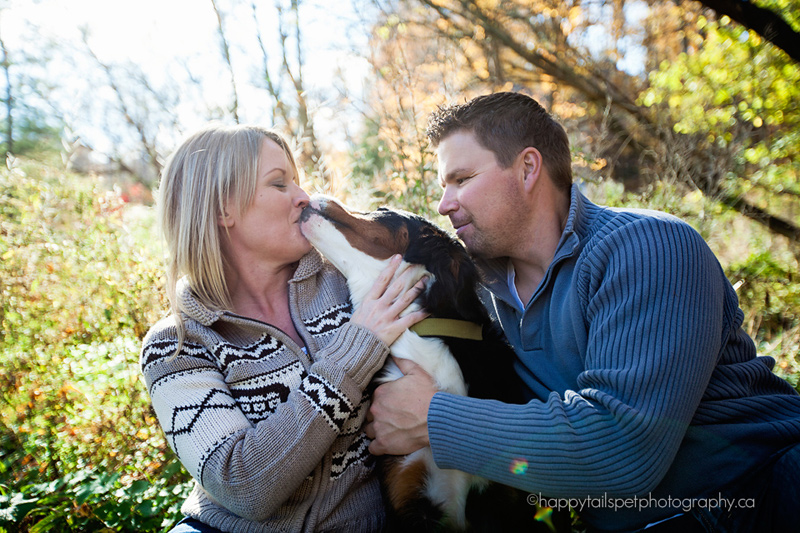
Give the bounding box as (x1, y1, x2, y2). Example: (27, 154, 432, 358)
(364, 92, 800, 532)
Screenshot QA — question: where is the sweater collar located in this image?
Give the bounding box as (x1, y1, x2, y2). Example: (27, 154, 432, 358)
(176, 249, 325, 326)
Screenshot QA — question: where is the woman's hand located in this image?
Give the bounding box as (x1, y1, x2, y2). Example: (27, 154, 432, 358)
(350, 255, 429, 346)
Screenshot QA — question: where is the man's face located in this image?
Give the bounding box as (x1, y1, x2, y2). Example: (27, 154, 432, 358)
(436, 130, 523, 259)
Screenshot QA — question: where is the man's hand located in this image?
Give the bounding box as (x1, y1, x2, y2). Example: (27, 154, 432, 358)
(365, 357, 437, 456)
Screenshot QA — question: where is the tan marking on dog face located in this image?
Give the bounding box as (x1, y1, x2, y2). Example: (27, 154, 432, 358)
(318, 201, 410, 259)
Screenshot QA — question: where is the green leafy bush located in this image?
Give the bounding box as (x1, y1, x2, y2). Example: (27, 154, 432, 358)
(590, 180, 799, 388)
(0, 157, 191, 532)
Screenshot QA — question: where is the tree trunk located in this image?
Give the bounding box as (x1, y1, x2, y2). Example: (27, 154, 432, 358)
(1, 33, 12, 156)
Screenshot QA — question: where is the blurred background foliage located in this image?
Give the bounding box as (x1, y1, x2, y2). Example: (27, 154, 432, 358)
(1, 0, 798, 530)
(1, 158, 192, 531)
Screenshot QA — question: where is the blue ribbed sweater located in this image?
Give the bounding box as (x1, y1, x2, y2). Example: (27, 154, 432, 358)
(427, 186, 800, 530)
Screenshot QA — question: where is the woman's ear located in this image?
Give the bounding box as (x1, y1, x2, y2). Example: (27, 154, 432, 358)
(218, 208, 235, 228)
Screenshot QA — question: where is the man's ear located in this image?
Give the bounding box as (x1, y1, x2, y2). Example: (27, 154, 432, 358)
(520, 147, 543, 192)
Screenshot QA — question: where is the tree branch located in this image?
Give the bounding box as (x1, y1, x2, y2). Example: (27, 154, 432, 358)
(210, 0, 240, 123)
(695, 0, 800, 63)
(719, 192, 800, 242)
(251, 1, 291, 126)
(82, 31, 161, 176)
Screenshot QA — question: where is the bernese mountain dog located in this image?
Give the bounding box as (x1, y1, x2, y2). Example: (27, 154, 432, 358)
(299, 196, 561, 532)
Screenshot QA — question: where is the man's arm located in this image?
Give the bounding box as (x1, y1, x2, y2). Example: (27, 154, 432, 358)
(367, 217, 727, 498)
(365, 357, 435, 455)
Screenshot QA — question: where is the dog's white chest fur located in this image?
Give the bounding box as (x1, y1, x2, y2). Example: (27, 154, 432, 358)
(300, 199, 478, 528)
(345, 267, 475, 528)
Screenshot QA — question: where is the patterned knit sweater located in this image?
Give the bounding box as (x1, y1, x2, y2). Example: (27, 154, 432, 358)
(140, 250, 389, 532)
(427, 186, 800, 531)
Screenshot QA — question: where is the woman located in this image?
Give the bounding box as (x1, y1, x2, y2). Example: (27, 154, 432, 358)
(140, 124, 427, 532)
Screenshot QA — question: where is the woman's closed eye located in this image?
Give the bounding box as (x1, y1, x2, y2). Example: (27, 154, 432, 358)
(270, 176, 288, 189)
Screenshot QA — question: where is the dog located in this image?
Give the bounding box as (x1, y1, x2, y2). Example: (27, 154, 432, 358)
(299, 195, 542, 531)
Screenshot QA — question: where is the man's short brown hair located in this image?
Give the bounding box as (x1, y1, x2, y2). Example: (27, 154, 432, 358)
(426, 92, 572, 192)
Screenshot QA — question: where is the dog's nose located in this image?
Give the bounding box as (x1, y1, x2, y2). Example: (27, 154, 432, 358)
(307, 195, 330, 211)
(300, 198, 327, 221)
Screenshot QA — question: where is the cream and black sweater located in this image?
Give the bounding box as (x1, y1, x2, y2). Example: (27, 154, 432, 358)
(141, 250, 389, 532)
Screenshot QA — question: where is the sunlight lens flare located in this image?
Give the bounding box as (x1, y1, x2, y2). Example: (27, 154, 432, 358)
(510, 458, 528, 475)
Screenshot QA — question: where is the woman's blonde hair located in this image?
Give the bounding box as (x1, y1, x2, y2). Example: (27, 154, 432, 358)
(156, 124, 300, 339)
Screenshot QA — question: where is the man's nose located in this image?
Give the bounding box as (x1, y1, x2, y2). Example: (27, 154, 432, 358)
(437, 187, 457, 216)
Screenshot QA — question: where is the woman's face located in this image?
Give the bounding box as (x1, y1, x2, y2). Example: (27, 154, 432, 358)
(221, 138, 312, 267)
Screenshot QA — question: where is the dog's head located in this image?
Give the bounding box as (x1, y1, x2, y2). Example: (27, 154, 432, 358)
(300, 195, 483, 321)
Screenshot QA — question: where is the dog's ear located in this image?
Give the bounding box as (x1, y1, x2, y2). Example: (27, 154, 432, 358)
(410, 226, 483, 320)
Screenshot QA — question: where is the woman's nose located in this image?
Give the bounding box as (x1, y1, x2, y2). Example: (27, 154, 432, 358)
(295, 186, 310, 208)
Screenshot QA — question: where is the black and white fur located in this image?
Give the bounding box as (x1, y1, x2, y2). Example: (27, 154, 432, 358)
(299, 195, 530, 531)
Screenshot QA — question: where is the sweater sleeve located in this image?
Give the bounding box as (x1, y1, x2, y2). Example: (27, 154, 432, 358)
(141, 320, 388, 521)
(428, 217, 726, 497)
